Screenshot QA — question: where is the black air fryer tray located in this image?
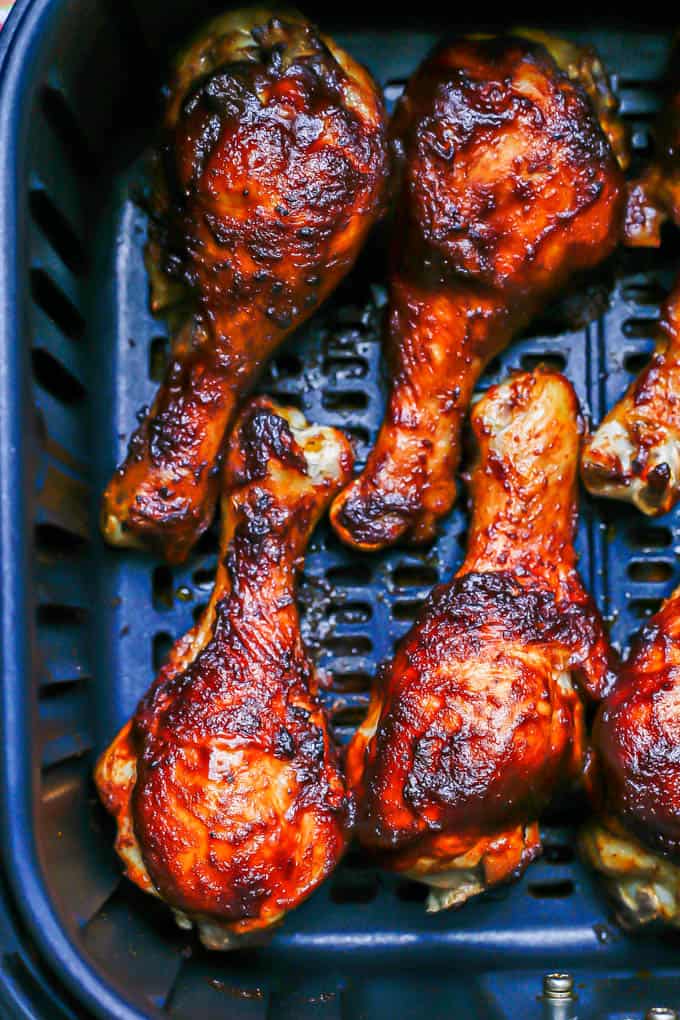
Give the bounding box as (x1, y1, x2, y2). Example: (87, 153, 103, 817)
(2, 4, 680, 1018)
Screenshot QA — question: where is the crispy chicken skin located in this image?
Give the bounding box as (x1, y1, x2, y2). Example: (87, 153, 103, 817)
(582, 274, 680, 516)
(581, 585, 680, 929)
(346, 370, 616, 911)
(95, 398, 354, 948)
(625, 35, 680, 247)
(330, 33, 625, 552)
(100, 8, 388, 563)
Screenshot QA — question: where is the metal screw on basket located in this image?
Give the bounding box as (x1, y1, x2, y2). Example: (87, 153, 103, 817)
(542, 974, 578, 1020)
(543, 974, 575, 1000)
(645, 1009, 679, 1020)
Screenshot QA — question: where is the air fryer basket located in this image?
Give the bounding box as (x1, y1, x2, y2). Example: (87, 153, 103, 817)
(2, 3, 680, 1017)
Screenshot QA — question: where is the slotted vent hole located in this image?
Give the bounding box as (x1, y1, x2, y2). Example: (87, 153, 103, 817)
(624, 351, 652, 374)
(31, 268, 85, 340)
(527, 879, 575, 899)
(628, 560, 673, 583)
(148, 336, 169, 382)
(345, 425, 370, 446)
(622, 317, 660, 340)
(152, 632, 173, 672)
(35, 521, 87, 557)
(322, 356, 369, 380)
(152, 565, 174, 610)
(39, 676, 82, 699)
(327, 600, 372, 625)
(322, 390, 369, 412)
(193, 526, 219, 557)
(323, 635, 373, 657)
(343, 847, 373, 869)
(32, 348, 85, 404)
(29, 190, 87, 275)
(269, 351, 303, 379)
(325, 331, 361, 357)
(629, 598, 661, 619)
(36, 603, 87, 626)
(40, 85, 95, 177)
(618, 76, 662, 90)
(269, 391, 303, 410)
(395, 880, 428, 903)
(542, 843, 575, 865)
(622, 282, 666, 305)
(392, 564, 438, 589)
(333, 704, 368, 729)
(520, 352, 567, 373)
(326, 562, 372, 586)
(393, 599, 425, 622)
(193, 566, 216, 591)
(335, 304, 366, 327)
(332, 670, 372, 693)
(629, 525, 673, 549)
(330, 872, 379, 904)
(193, 602, 208, 623)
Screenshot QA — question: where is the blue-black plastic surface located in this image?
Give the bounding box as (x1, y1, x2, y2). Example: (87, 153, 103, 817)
(3, 3, 680, 1018)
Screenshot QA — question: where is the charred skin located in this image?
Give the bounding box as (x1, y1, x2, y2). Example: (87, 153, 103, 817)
(581, 585, 680, 929)
(582, 274, 680, 516)
(347, 370, 616, 910)
(101, 8, 388, 563)
(330, 32, 625, 552)
(96, 398, 354, 948)
(625, 34, 680, 247)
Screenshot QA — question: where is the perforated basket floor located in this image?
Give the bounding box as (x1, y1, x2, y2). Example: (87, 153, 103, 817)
(4, 6, 680, 1019)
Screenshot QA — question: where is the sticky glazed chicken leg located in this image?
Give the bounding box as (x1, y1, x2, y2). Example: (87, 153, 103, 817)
(95, 399, 354, 948)
(101, 8, 388, 563)
(625, 34, 680, 247)
(346, 370, 616, 910)
(582, 273, 680, 515)
(330, 33, 625, 552)
(581, 585, 680, 929)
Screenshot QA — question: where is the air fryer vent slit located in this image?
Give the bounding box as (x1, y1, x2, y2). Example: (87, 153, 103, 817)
(629, 597, 663, 619)
(624, 350, 653, 373)
(520, 351, 567, 372)
(40, 85, 96, 177)
(148, 335, 169, 382)
(32, 348, 85, 404)
(29, 189, 87, 276)
(36, 603, 88, 626)
(330, 873, 379, 904)
(152, 631, 174, 672)
(628, 525, 673, 549)
(35, 521, 88, 556)
(152, 564, 175, 610)
(527, 879, 575, 899)
(392, 564, 438, 590)
(30, 268, 84, 341)
(628, 560, 674, 583)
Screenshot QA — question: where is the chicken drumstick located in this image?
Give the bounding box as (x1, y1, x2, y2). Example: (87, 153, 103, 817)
(346, 369, 616, 910)
(581, 273, 680, 516)
(101, 8, 388, 563)
(581, 585, 680, 929)
(96, 398, 354, 948)
(625, 34, 680, 247)
(330, 33, 625, 552)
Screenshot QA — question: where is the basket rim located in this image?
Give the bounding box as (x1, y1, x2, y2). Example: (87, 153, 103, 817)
(0, 0, 160, 1016)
